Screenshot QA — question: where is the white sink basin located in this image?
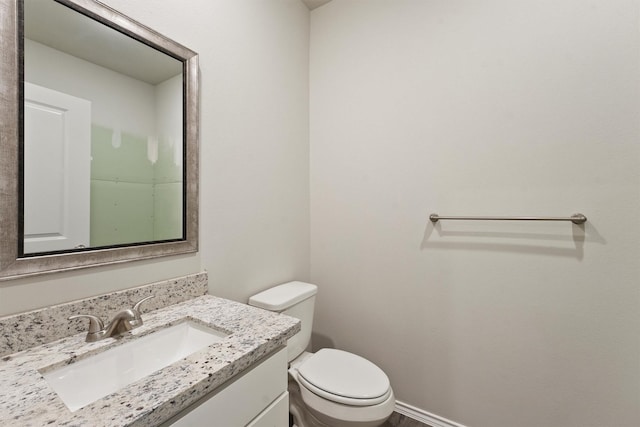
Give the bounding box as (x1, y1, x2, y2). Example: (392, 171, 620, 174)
(41, 321, 228, 412)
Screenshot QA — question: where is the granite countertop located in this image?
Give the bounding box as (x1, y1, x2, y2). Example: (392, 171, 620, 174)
(0, 295, 300, 426)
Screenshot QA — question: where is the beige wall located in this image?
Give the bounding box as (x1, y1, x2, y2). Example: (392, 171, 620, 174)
(309, 1, 640, 426)
(0, 0, 310, 315)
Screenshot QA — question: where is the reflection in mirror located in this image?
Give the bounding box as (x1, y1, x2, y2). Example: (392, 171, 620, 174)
(23, 0, 184, 254)
(0, 0, 198, 280)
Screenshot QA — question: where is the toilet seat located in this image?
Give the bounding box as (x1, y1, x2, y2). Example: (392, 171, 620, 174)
(297, 349, 391, 406)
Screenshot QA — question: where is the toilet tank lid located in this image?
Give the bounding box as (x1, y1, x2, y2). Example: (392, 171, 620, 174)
(248, 281, 318, 311)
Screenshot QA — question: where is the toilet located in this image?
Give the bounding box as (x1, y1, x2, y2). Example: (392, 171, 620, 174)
(249, 281, 395, 427)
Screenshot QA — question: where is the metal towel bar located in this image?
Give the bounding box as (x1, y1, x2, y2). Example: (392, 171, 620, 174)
(429, 213, 587, 225)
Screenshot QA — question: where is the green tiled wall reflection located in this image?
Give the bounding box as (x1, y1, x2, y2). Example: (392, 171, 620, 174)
(91, 125, 154, 183)
(153, 182, 183, 240)
(90, 180, 154, 246)
(154, 138, 182, 183)
(90, 125, 183, 247)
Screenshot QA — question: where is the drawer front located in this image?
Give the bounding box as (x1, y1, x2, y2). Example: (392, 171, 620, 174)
(167, 346, 287, 427)
(246, 392, 289, 427)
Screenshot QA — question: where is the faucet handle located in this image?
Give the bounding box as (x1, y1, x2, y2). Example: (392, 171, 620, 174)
(132, 295, 154, 314)
(127, 295, 154, 328)
(68, 314, 104, 334)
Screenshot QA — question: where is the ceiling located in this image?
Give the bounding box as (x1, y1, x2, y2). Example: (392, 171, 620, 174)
(301, 0, 333, 10)
(24, 0, 182, 85)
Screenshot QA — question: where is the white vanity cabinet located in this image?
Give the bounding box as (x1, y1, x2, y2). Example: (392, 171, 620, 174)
(162, 346, 289, 427)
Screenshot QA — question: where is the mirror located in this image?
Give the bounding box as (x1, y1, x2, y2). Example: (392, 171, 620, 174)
(0, 0, 199, 279)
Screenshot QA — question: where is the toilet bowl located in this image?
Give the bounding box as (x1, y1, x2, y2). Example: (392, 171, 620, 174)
(289, 350, 395, 427)
(248, 281, 395, 427)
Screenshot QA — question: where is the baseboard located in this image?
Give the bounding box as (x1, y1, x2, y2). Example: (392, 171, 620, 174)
(395, 401, 468, 427)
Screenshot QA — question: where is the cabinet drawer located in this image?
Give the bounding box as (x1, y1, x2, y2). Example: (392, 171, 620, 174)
(165, 346, 287, 427)
(246, 392, 288, 427)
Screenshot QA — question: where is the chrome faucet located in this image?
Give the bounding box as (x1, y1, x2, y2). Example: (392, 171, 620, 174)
(69, 295, 154, 342)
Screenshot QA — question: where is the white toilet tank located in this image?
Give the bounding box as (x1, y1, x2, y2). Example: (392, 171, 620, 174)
(248, 281, 318, 362)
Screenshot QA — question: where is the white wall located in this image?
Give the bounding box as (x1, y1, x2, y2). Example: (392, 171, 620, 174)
(101, 0, 310, 303)
(155, 74, 183, 168)
(0, 0, 310, 315)
(25, 39, 156, 139)
(310, 1, 640, 427)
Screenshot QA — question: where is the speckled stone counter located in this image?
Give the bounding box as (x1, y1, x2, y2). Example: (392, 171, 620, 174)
(0, 272, 209, 357)
(0, 295, 300, 426)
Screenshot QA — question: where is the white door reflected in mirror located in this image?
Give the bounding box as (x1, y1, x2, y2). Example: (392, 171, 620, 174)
(23, 82, 91, 253)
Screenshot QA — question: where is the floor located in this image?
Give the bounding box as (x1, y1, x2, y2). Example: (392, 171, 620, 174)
(384, 411, 432, 427)
(290, 411, 431, 427)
